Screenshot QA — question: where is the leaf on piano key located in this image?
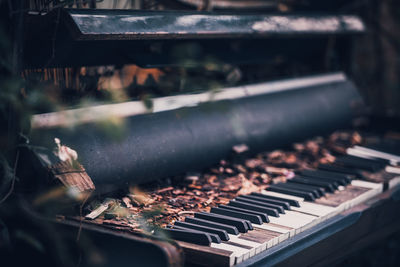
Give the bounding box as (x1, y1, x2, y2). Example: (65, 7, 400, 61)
(328, 131, 363, 154)
(128, 186, 155, 206)
(221, 177, 242, 192)
(237, 174, 259, 195)
(85, 198, 115, 220)
(121, 196, 133, 208)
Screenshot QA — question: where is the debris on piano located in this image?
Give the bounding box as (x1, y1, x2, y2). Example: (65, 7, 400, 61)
(18, 71, 400, 266)
(52, 129, 400, 266)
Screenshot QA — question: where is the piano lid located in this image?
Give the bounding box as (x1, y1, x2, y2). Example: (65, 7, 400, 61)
(27, 8, 365, 41)
(23, 9, 365, 68)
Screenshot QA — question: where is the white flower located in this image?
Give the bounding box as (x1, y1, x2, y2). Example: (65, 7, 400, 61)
(54, 138, 78, 164)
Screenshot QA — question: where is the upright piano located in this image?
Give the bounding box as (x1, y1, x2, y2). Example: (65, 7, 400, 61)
(5, 1, 400, 267)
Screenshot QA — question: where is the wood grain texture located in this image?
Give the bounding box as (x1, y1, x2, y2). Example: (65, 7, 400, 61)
(239, 228, 281, 243)
(49, 161, 95, 192)
(177, 241, 235, 267)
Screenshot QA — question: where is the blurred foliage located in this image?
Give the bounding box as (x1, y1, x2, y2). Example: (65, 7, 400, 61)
(95, 116, 127, 142)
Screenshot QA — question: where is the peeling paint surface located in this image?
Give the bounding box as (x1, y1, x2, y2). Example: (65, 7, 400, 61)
(252, 16, 365, 33)
(66, 9, 365, 39)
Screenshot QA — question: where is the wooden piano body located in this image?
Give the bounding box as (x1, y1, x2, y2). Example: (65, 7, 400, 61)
(15, 171, 400, 267)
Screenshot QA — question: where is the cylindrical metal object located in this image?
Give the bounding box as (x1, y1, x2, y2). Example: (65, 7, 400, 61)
(29, 73, 364, 189)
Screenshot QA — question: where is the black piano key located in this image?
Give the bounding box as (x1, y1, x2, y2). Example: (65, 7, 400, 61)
(237, 194, 291, 210)
(228, 200, 280, 217)
(219, 204, 269, 223)
(360, 154, 391, 165)
(174, 221, 230, 241)
(355, 152, 393, 165)
(280, 182, 326, 196)
(365, 143, 400, 156)
(250, 192, 301, 207)
(271, 182, 320, 197)
(335, 155, 385, 172)
(185, 217, 239, 235)
(293, 175, 337, 189)
(244, 220, 253, 230)
(299, 169, 350, 185)
(266, 185, 315, 201)
(318, 164, 364, 178)
(169, 224, 222, 243)
(288, 177, 336, 192)
(296, 175, 339, 189)
(235, 196, 286, 214)
(158, 228, 211, 246)
(272, 183, 322, 198)
(345, 154, 387, 166)
(167, 225, 221, 243)
(210, 207, 263, 225)
(195, 212, 249, 233)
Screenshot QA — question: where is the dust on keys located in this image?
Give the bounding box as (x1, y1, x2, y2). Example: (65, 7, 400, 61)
(68, 130, 400, 267)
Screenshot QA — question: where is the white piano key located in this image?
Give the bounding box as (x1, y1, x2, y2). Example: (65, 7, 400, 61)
(285, 210, 318, 221)
(211, 243, 249, 263)
(252, 223, 290, 234)
(351, 180, 383, 190)
(388, 176, 400, 189)
(347, 147, 378, 160)
(351, 146, 400, 163)
(286, 211, 320, 228)
(236, 232, 274, 249)
(252, 224, 291, 242)
(229, 235, 266, 254)
(227, 242, 256, 258)
(386, 166, 400, 174)
(283, 211, 318, 231)
(280, 212, 314, 225)
(291, 202, 336, 217)
(331, 180, 382, 210)
(268, 215, 307, 233)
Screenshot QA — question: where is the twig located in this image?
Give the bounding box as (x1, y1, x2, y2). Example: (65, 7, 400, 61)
(156, 186, 174, 194)
(178, 211, 195, 215)
(0, 150, 20, 204)
(76, 191, 91, 241)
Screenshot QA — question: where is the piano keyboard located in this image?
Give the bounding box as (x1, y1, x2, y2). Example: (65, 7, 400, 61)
(159, 145, 400, 266)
